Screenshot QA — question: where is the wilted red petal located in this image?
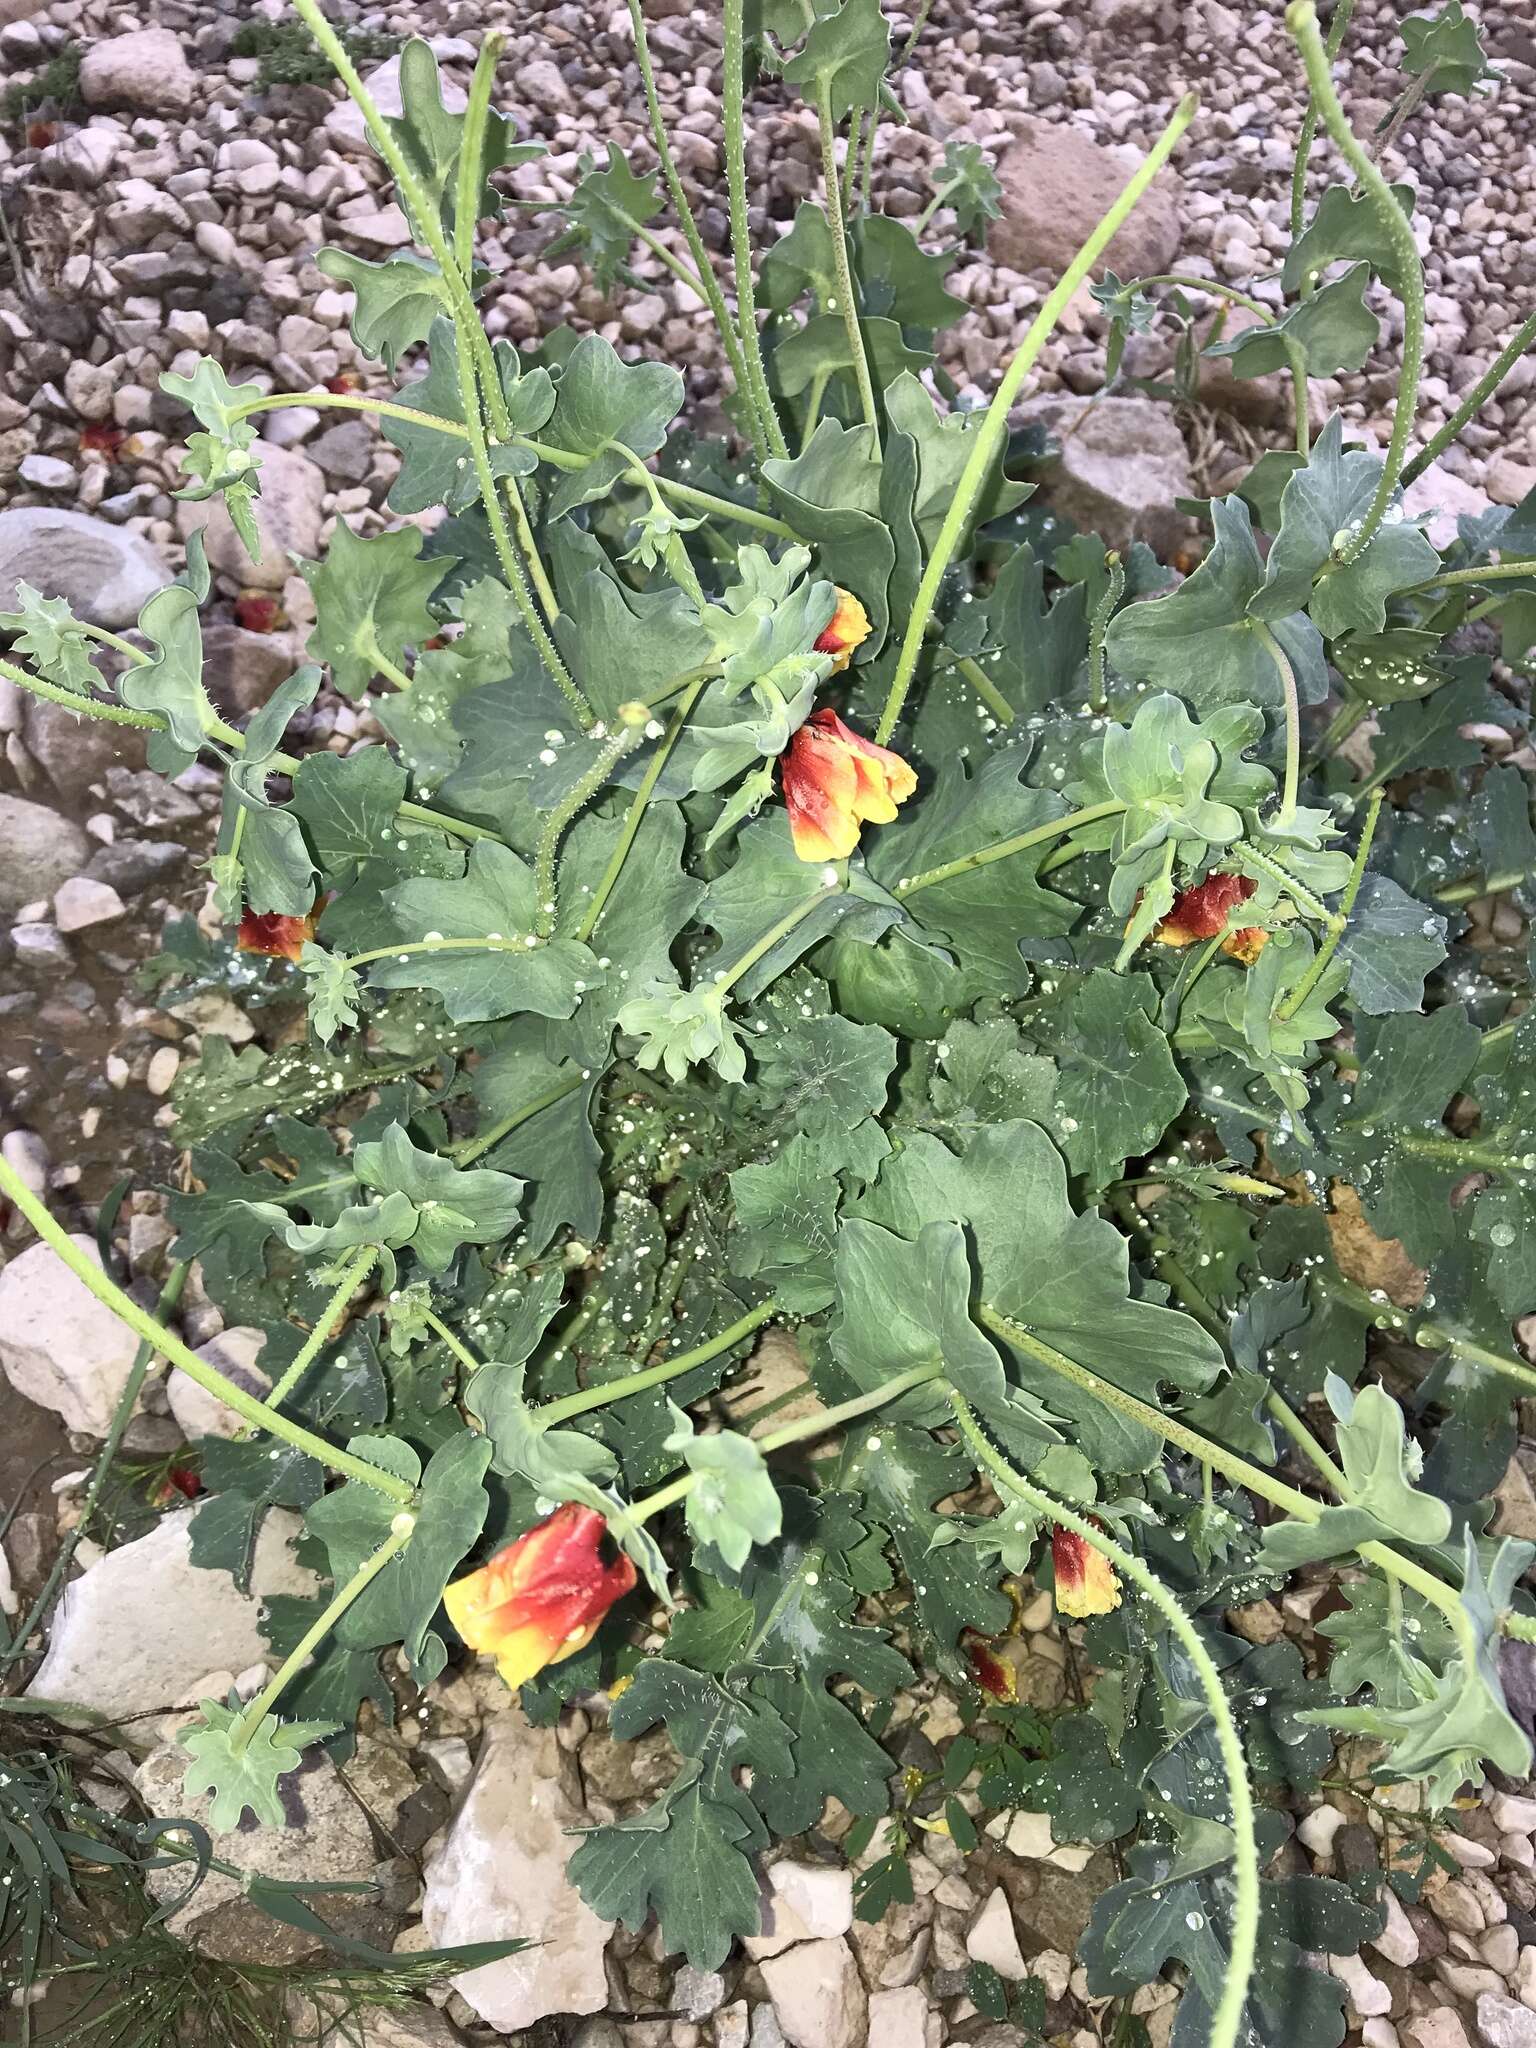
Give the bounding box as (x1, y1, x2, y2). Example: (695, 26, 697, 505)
(1153, 872, 1258, 947)
(234, 591, 285, 634)
(962, 1628, 1019, 1702)
(814, 587, 872, 673)
(325, 373, 361, 395)
(27, 121, 56, 150)
(780, 708, 918, 863)
(444, 1504, 637, 1691)
(167, 1466, 204, 1499)
(1221, 925, 1269, 966)
(237, 907, 317, 961)
(1051, 1525, 1120, 1618)
(80, 422, 126, 457)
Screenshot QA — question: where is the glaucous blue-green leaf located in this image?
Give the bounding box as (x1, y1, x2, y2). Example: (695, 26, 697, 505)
(369, 840, 602, 1025)
(541, 333, 685, 517)
(853, 215, 966, 330)
(663, 1405, 782, 1571)
(0, 581, 98, 695)
(351, 1121, 524, 1270)
(1104, 496, 1327, 712)
(1400, 0, 1499, 94)
(730, 1134, 839, 1313)
(1205, 264, 1378, 380)
(772, 312, 930, 402)
(1044, 969, 1187, 1187)
(928, 137, 1003, 239)
(782, 0, 890, 117)
(763, 418, 895, 656)
(381, 37, 542, 233)
(552, 143, 663, 287)
(120, 532, 216, 773)
(701, 816, 898, 998)
(303, 1433, 491, 1685)
(180, 1698, 339, 1830)
(883, 372, 1029, 555)
(186, 1436, 324, 1590)
(376, 576, 536, 790)
(314, 247, 448, 370)
(289, 747, 409, 878)
(304, 522, 445, 700)
(1282, 180, 1415, 294)
(1335, 873, 1446, 1014)
(831, 1216, 1009, 1425)
(852, 1120, 1225, 1438)
(1362, 662, 1506, 784)
(160, 360, 264, 557)
(468, 1019, 603, 1255)
(1252, 415, 1441, 637)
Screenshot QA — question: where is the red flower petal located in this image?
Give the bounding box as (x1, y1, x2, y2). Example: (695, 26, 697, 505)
(444, 1504, 638, 1691)
(814, 588, 872, 673)
(1153, 872, 1258, 946)
(780, 709, 917, 863)
(237, 907, 317, 961)
(1051, 1524, 1120, 1618)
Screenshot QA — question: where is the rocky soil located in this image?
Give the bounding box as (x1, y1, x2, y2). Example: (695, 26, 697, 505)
(2, 0, 1536, 2043)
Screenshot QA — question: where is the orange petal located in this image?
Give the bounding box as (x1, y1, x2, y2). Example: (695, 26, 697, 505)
(1051, 1524, 1120, 1618)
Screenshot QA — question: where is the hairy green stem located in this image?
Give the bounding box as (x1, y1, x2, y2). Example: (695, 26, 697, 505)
(533, 711, 651, 937)
(1, 1263, 189, 1674)
(975, 1302, 1484, 1661)
(722, 0, 787, 459)
(1289, 0, 1355, 239)
(1087, 551, 1124, 711)
(895, 800, 1125, 898)
(818, 91, 880, 438)
(951, 1393, 1259, 2048)
(1406, 560, 1536, 595)
(1288, 1, 1423, 563)
(453, 1074, 589, 1167)
(260, 1246, 379, 1418)
(420, 1307, 486, 1378)
(1417, 1326, 1536, 1399)
(624, 0, 761, 454)
(1435, 867, 1532, 907)
(1402, 308, 1536, 487)
(1253, 621, 1302, 830)
(542, 1301, 778, 1424)
(575, 673, 710, 943)
(0, 1159, 414, 1504)
(1277, 786, 1382, 1019)
(454, 32, 503, 277)
(874, 92, 1196, 743)
(948, 651, 1016, 726)
(232, 1515, 415, 1751)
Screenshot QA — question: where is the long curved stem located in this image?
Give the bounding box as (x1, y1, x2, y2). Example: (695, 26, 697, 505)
(575, 673, 710, 943)
(950, 1393, 1259, 2048)
(624, 0, 761, 451)
(1276, 786, 1382, 1019)
(1288, 1, 1423, 563)
(1253, 621, 1302, 830)
(0, 1158, 414, 1505)
(533, 715, 650, 937)
(452, 1073, 589, 1167)
(259, 1246, 379, 1418)
(1401, 308, 1536, 487)
(1289, 0, 1354, 239)
(541, 1300, 778, 1424)
(818, 90, 879, 439)
(895, 800, 1125, 898)
(721, 0, 787, 459)
(874, 92, 1197, 743)
(0, 657, 507, 849)
(232, 1515, 414, 1750)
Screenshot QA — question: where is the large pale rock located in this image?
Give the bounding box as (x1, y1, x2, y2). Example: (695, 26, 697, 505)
(966, 1885, 1028, 1980)
(0, 1233, 141, 1434)
(175, 443, 325, 590)
(1478, 1996, 1536, 2048)
(420, 1713, 611, 2030)
(326, 52, 465, 154)
(0, 794, 91, 913)
(201, 622, 303, 717)
(27, 1507, 317, 1725)
(1014, 393, 1194, 557)
(136, 1728, 415, 1962)
(0, 507, 170, 628)
(167, 1328, 271, 1441)
(989, 115, 1183, 281)
(1398, 463, 1493, 551)
(868, 1987, 943, 2048)
(80, 29, 195, 115)
(760, 1938, 867, 2048)
(21, 694, 151, 801)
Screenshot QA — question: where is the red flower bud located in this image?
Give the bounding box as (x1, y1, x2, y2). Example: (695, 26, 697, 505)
(237, 906, 318, 962)
(234, 592, 285, 634)
(780, 708, 918, 863)
(444, 1504, 638, 1692)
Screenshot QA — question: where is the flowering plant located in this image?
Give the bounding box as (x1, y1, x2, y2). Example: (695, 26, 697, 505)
(3, 1, 1535, 2039)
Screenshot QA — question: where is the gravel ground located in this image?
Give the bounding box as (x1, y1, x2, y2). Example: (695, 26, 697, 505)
(2, 1, 1536, 2044)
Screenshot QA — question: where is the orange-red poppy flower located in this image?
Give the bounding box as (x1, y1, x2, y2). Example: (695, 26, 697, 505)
(963, 1628, 1019, 1702)
(444, 1504, 637, 1691)
(814, 587, 872, 673)
(1051, 1524, 1120, 1619)
(237, 906, 317, 961)
(1151, 872, 1267, 964)
(780, 708, 917, 863)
